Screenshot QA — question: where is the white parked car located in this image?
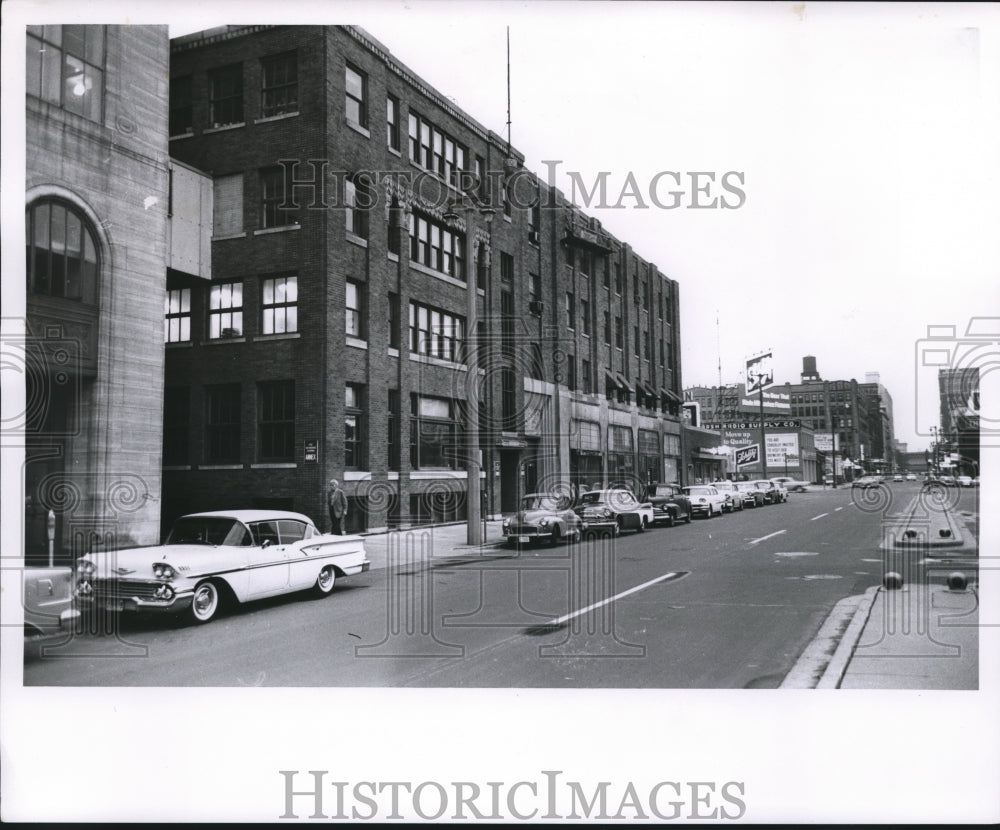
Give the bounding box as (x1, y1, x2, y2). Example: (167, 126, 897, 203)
(682, 485, 727, 518)
(75, 510, 370, 624)
(711, 481, 744, 512)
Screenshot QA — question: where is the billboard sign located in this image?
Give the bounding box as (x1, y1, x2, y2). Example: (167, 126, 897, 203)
(736, 444, 760, 467)
(766, 433, 800, 468)
(745, 351, 774, 393)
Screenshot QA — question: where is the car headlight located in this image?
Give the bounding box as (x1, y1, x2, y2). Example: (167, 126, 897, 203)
(153, 584, 175, 600)
(602, 508, 613, 519)
(539, 517, 550, 527)
(77, 559, 96, 579)
(503, 518, 510, 527)
(153, 564, 176, 580)
(698, 497, 707, 503)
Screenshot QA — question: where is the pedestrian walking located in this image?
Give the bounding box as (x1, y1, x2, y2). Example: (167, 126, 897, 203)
(327, 478, 348, 535)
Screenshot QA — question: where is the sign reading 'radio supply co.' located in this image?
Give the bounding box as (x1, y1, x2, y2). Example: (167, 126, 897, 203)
(736, 444, 760, 467)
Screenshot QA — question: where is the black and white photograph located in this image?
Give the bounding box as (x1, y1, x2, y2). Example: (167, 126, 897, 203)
(2, 0, 998, 822)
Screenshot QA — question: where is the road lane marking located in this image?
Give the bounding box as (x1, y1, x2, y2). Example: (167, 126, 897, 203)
(749, 530, 786, 545)
(546, 571, 681, 627)
(811, 513, 829, 521)
(834, 507, 843, 512)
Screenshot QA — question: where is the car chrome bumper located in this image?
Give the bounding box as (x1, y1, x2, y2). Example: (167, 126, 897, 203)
(80, 591, 194, 614)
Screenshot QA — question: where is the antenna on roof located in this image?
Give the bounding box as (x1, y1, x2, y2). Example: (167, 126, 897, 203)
(506, 26, 512, 156)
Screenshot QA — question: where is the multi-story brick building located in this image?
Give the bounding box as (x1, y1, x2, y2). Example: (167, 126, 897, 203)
(163, 25, 685, 533)
(24, 25, 178, 562)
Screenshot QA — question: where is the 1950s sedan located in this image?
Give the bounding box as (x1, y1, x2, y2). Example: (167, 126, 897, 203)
(574, 489, 654, 535)
(75, 510, 370, 624)
(503, 492, 584, 547)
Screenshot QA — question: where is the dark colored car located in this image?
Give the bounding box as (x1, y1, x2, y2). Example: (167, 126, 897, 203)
(642, 482, 693, 526)
(503, 492, 584, 547)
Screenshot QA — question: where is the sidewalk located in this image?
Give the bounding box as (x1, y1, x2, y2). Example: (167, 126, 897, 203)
(784, 499, 980, 689)
(360, 519, 507, 571)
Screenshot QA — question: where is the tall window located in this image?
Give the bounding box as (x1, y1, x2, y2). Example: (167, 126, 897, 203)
(213, 173, 244, 237)
(346, 280, 364, 339)
(344, 177, 369, 238)
(634, 325, 640, 356)
(208, 282, 243, 339)
(501, 369, 517, 431)
(345, 384, 365, 469)
(529, 272, 541, 304)
(608, 425, 635, 483)
(501, 252, 514, 283)
(165, 288, 191, 343)
(565, 292, 575, 330)
(409, 301, 464, 362)
(388, 292, 400, 349)
(162, 387, 190, 466)
(565, 354, 576, 391)
(603, 311, 611, 345)
(615, 315, 623, 349)
(260, 51, 297, 118)
(206, 384, 241, 463)
(259, 166, 298, 229)
(26, 200, 99, 303)
(581, 298, 591, 336)
(258, 381, 295, 462)
(500, 291, 515, 358)
(345, 63, 367, 128)
(209, 63, 243, 128)
(581, 359, 592, 394)
(261, 276, 297, 334)
(169, 75, 193, 136)
(388, 390, 400, 471)
(386, 94, 400, 150)
(410, 395, 461, 469)
(26, 25, 105, 122)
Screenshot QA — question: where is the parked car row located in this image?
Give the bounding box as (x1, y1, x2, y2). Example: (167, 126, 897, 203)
(502, 478, 791, 546)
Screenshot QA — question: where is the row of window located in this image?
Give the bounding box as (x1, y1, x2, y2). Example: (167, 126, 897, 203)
(165, 277, 298, 342)
(164, 384, 465, 473)
(164, 380, 296, 465)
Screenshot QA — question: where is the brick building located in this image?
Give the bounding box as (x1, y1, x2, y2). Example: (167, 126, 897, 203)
(163, 25, 685, 533)
(24, 25, 175, 562)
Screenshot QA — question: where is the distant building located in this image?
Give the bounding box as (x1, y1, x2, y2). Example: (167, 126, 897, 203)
(938, 367, 979, 476)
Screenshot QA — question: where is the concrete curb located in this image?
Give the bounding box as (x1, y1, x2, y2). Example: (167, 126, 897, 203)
(816, 585, 880, 689)
(779, 592, 865, 688)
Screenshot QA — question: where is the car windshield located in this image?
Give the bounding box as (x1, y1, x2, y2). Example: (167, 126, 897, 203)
(521, 495, 561, 511)
(166, 517, 251, 546)
(685, 486, 714, 496)
(577, 492, 608, 506)
(651, 485, 676, 496)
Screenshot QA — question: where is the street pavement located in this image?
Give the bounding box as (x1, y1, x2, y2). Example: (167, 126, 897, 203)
(361, 485, 980, 690)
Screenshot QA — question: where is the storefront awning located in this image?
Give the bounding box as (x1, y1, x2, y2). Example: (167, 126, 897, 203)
(660, 387, 682, 403)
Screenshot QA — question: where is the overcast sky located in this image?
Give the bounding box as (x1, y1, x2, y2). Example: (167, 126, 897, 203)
(19, 0, 1000, 451)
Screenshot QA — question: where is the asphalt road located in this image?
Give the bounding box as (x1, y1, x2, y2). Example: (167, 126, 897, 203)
(25, 483, 953, 688)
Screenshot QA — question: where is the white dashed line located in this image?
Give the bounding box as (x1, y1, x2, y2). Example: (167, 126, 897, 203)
(834, 507, 843, 512)
(546, 572, 681, 627)
(811, 513, 829, 521)
(749, 530, 787, 545)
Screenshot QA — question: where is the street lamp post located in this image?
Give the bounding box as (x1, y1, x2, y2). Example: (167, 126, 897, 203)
(830, 414, 838, 488)
(444, 197, 493, 546)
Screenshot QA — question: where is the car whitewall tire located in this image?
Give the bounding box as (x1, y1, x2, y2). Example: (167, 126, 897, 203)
(190, 580, 220, 624)
(313, 565, 337, 596)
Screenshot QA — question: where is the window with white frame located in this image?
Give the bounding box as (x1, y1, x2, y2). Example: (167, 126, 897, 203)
(407, 110, 466, 187)
(386, 94, 400, 151)
(258, 380, 295, 462)
(345, 63, 367, 128)
(165, 288, 191, 343)
(345, 384, 366, 469)
(409, 212, 465, 280)
(208, 282, 243, 339)
(261, 276, 297, 334)
(409, 301, 464, 362)
(346, 280, 364, 339)
(259, 166, 298, 229)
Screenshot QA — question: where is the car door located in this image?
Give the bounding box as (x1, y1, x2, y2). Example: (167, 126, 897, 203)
(245, 520, 291, 599)
(284, 520, 325, 590)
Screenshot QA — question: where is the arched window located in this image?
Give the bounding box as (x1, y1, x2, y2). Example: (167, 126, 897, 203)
(26, 200, 100, 304)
